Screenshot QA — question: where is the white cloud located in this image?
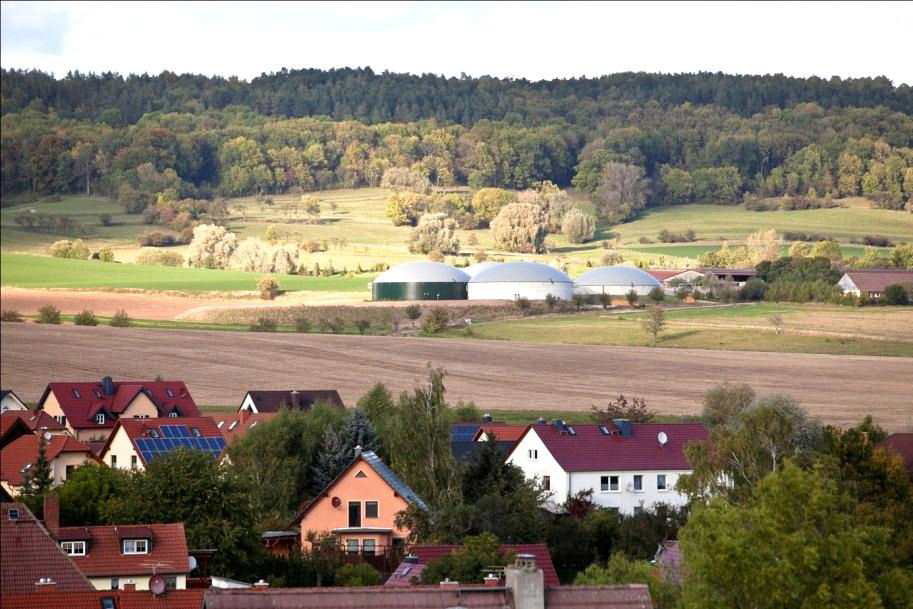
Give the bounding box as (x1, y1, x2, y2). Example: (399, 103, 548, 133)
(1, 0, 910, 84)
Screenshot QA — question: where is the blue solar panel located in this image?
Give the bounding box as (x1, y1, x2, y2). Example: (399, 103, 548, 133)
(161, 425, 174, 438)
(176, 426, 190, 437)
(451, 424, 480, 442)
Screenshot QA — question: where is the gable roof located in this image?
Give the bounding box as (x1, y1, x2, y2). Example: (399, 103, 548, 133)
(213, 412, 278, 443)
(57, 522, 190, 577)
(514, 422, 708, 472)
(39, 380, 200, 430)
(2, 409, 67, 435)
(387, 543, 560, 588)
(0, 413, 33, 450)
(0, 588, 205, 609)
(1, 435, 96, 486)
(881, 433, 913, 474)
(242, 390, 345, 413)
(1, 389, 27, 408)
(101, 417, 226, 466)
(293, 450, 426, 524)
(841, 269, 913, 292)
(1, 502, 95, 595)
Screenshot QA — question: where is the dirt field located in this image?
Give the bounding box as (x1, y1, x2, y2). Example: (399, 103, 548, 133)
(3, 323, 911, 431)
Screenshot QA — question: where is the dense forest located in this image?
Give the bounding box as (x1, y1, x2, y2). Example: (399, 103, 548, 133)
(2, 68, 912, 218)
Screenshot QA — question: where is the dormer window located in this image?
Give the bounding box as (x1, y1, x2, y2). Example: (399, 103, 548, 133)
(7, 508, 19, 520)
(95, 413, 106, 424)
(61, 541, 86, 556)
(228, 421, 238, 431)
(122, 539, 148, 554)
(168, 411, 178, 418)
(191, 428, 201, 438)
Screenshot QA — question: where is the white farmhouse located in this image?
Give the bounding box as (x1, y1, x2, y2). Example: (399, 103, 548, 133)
(507, 420, 708, 514)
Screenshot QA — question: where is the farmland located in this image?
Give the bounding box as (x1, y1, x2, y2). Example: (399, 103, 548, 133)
(3, 322, 911, 431)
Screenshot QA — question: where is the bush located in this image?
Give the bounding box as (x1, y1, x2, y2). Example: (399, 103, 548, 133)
(355, 319, 371, 335)
(545, 293, 559, 311)
(137, 250, 184, 267)
(658, 229, 697, 243)
(647, 287, 665, 303)
(862, 235, 893, 247)
(471, 188, 516, 225)
(490, 203, 547, 253)
(138, 231, 179, 247)
(404, 305, 422, 325)
(187, 224, 238, 269)
(110, 309, 131, 327)
(883, 284, 910, 305)
(515, 297, 532, 315)
(409, 213, 460, 255)
(294, 318, 312, 333)
(626, 290, 639, 307)
(421, 308, 450, 334)
(257, 276, 279, 300)
(48, 239, 90, 259)
(99, 213, 113, 227)
(1, 309, 24, 322)
(335, 562, 381, 587)
(97, 247, 115, 262)
(249, 318, 278, 332)
(738, 278, 768, 301)
(601, 252, 624, 266)
(562, 209, 597, 244)
(598, 293, 612, 309)
(73, 309, 98, 326)
(318, 318, 345, 334)
(38, 304, 61, 324)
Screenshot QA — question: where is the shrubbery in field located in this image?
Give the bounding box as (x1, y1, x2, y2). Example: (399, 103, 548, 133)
(385, 191, 430, 226)
(249, 317, 278, 332)
(73, 310, 98, 326)
(409, 213, 460, 255)
(49, 239, 90, 259)
(1, 310, 24, 322)
(96, 247, 114, 262)
(490, 203, 547, 253)
(562, 208, 596, 244)
(110, 309, 131, 327)
(471, 188, 515, 225)
(421, 308, 450, 334)
(186, 224, 238, 269)
(257, 276, 279, 300)
(137, 250, 184, 267)
(381, 167, 432, 194)
(37, 304, 61, 324)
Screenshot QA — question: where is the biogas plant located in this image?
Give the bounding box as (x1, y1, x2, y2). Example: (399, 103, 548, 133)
(371, 261, 661, 301)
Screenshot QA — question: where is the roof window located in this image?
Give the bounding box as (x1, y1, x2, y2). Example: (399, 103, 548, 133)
(217, 421, 224, 429)
(191, 427, 201, 437)
(72, 389, 81, 399)
(166, 388, 175, 398)
(228, 421, 238, 431)
(101, 597, 116, 609)
(149, 430, 159, 438)
(95, 413, 105, 424)
(249, 421, 258, 428)
(7, 508, 19, 520)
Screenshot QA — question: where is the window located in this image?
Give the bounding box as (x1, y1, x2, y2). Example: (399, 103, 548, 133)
(362, 539, 376, 555)
(131, 455, 138, 469)
(346, 539, 359, 554)
(217, 421, 224, 429)
(168, 411, 178, 418)
(354, 470, 367, 478)
(110, 577, 119, 590)
(149, 430, 159, 438)
(95, 413, 105, 424)
(66, 465, 75, 480)
(111, 455, 117, 468)
(600, 476, 609, 491)
(101, 596, 116, 609)
(657, 474, 667, 491)
(348, 502, 361, 528)
(610, 475, 619, 491)
(166, 388, 175, 398)
(72, 389, 81, 399)
(365, 501, 378, 519)
(122, 539, 148, 554)
(191, 427, 201, 437)
(164, 575, 177, 591)
(528, 449, 538, 460)
(543, 475, 551, 491)
(8, 508, 19, 520)
(633, 475, 643, 492)
(227, 421, 238, 431)
(633, 506, 644, 515)
(61, 541, 86, 556)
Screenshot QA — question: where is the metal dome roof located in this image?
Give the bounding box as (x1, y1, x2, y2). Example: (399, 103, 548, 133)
(373, 261, 470, 284)
(575, 266, 662, 287)
(464, 261, 500, 278)
(469, 261, 573, 284)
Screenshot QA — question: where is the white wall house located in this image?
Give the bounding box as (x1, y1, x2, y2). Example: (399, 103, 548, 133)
(0, 390, 27, 413)
(507, 421, 708, 515)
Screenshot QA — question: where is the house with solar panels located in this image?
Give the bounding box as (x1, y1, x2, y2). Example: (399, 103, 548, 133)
(99, 417, 226, 471)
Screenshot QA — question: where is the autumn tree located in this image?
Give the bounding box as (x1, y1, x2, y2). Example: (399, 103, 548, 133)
(471, 188, 516, 225)
(562, 208, 597, 243)
(186, 223, 238, 269)
(490, 203, 547, 253)
(591, 395, 655, 424)
(409, 212, 460, 255)
(641, 305, 666, 345)
(594, 162, 650, 223)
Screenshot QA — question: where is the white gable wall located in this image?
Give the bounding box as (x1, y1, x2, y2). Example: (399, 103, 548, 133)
(239, 393, 258, 413)
(506, 429, 569, 509)
(102, 426, 144, 471)
(1, 393, 27, 412)
(838, 273, 860, 296)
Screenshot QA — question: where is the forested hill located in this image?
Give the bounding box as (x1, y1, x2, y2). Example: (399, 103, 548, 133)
(2, 68, 911, 126)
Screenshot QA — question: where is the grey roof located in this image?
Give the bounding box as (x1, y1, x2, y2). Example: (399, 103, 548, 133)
(469, 261, 573, 284)
(373, 261, 470, 284)
(361, 450, 428, 511)
(464, 261, 500, 278)
(575, 266, 663, 288)
(244, 390, 344, 412)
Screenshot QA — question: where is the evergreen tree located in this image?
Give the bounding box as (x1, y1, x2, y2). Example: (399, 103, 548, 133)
(20, 434, 55, 516)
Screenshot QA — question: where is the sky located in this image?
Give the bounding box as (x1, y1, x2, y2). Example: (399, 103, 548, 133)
(2, 1, 911, 85)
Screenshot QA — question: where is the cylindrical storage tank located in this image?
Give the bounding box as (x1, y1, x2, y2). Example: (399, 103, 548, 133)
(464, 261, 500, 278)
(468, 261, 574, 301)
(371, 261, 469, 301)
(574, 266, 662, 296)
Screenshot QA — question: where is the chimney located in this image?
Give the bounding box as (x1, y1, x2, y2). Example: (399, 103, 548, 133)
(505, 554, 544, 609)
(439, 578, 460, 590)
(102, 376, 115, 396)
(43, 494, 60, 538)
(123, 583, 136, 591)
(484, 573, 501, 587)
(253, 579, 270, 589)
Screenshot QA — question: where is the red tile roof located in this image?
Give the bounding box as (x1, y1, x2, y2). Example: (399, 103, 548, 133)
(518, 423, 708, 472)
(1, 502, 95, 596)
(2, 409, 67, 434)
(881, 433, 913, 474)
(101, 417, 226, 466)
(242, 390, 345, 413)
(59, 522, 190, 577)
(394, 543, 561, 588)
(39, 380, 200, 430)
(545, 584, 653, 608)
(0, 589, 205, 609)
(213, 411, 277, 443)
(1, 434, 96, 486)
(843, 269, 913, 293)
(473, 424, 528, 443)
(645, 270, 690, 281)
(205, 586, 513, 609)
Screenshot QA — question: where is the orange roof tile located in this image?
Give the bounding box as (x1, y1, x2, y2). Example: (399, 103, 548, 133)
(60, 522, 191, 577)
(1, 434, 96, 486)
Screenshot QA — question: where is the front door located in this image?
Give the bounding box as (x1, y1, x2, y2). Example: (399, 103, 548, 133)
(348, 501, 361, 527)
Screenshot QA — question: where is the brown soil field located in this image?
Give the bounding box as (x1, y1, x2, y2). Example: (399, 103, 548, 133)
(2, 323, 912, 431)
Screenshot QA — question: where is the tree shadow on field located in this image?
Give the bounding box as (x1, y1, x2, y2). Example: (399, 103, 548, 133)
(661, 329, 700, 341)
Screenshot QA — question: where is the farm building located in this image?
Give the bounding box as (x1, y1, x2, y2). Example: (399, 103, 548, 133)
(371, 261, 469, 301)
(468, 261, 574, 301)
(838, 269, 913, 298)
(575, 266, 663, 297)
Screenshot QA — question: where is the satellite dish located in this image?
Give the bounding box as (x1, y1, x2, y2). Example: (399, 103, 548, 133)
(331, 496, 342, 508)
(149, 574, 166, 596)
(43, 431, 53, 441)
(657, 432, 668, 446)
(188, 555, 198, 571)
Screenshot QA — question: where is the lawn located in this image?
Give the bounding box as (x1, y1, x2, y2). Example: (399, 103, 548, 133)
(0, 253, 374, 292)
(440, 303, 913, 357)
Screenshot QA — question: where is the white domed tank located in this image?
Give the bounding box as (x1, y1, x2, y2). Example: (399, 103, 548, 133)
(574, 266, 662, 297)
(464, 260, 500, 278)
(468, 261, 574, 301)
(372, 261, 469, 301)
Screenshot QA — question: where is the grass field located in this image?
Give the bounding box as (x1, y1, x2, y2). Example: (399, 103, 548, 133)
(440, 303, 913, 357)
(626, 243, 880, 259)
(0, 253, 374, 292)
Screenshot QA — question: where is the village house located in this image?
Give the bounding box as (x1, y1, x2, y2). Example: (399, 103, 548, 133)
(507, 420, 708, 514)
(837, 269, 913, 298)
(99, 417, 226, 471)
(36, 377, 200, 443)
(2, 410, 69, 446)
(238, 389, 345, 413)
(1, 389, 28, 413)
(1, 433, 97, 496)
(293, 449, 426, 560)
(212, 409, 277, 444)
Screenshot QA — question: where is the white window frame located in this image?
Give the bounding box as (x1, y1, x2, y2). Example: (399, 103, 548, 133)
(122, 539, 148, 554)
(168, 411, 178, 418)
(346, 539, 359, 554)
(633, 474, 643, 492)
(528, 449, 538, 460)
(95, 413, 105, 424)
(657, 474, 667, 491)
(600, 475, 609, 492)
(111, 454, 117, 468)
(131, 455, 138, 469)
(61, 541, 86, 556)
(610, 475, 619, 491)
(8, 508, 20, 520)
